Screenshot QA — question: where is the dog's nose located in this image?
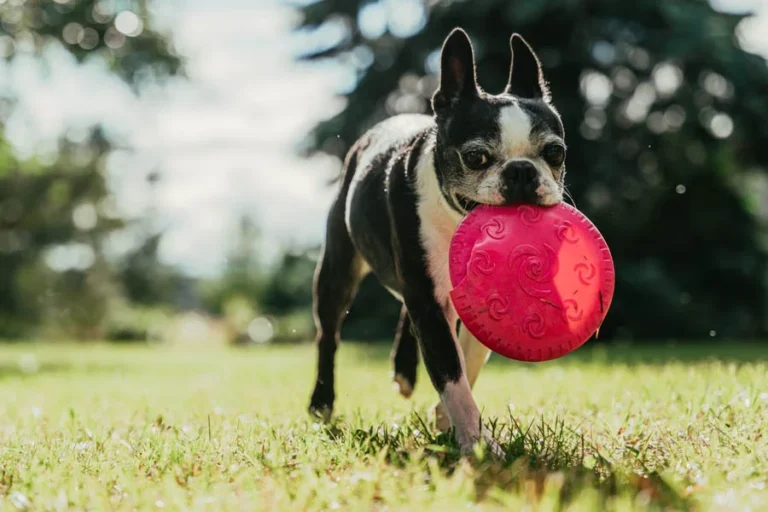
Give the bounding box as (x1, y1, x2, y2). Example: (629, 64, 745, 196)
(501, 160, 539, 203)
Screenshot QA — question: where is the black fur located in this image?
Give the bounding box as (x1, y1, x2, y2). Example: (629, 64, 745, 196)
(391, 305, 419, 393)
(505, 34, 549, 99)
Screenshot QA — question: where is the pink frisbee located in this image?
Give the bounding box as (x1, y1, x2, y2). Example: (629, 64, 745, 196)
(449, 203, 615, 362)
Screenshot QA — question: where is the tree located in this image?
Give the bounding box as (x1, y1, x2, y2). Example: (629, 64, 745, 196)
(294, 0, 768, 340)
(0, 1, 181, 338)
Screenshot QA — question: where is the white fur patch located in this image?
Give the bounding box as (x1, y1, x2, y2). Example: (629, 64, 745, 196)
(498, 104, 533, 157)
(458, 325, 491, 388)
(535, 176, 562, 206)
(414, 144, 463, 321)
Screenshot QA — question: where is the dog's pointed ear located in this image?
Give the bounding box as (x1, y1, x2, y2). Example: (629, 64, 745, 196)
(432, 28, 479, 113)
(504, 34, 549, 100)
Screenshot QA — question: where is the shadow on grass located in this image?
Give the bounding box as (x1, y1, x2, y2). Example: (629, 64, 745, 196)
(324, 413, 691, 511)
(550, 341, 768, 366)
(343, 340, 768, 367)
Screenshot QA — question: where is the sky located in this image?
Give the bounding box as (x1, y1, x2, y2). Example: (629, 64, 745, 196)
(4, 0, 768, 277)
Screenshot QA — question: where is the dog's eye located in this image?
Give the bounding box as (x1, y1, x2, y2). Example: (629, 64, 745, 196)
(542, 144, 566, 167)
(462, 150, 491, 170)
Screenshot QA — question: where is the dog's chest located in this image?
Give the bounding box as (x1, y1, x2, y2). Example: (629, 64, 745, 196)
(415, 152, 463, 322)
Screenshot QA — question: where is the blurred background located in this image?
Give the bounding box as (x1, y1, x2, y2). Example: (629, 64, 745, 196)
(2, 0, 768, 347)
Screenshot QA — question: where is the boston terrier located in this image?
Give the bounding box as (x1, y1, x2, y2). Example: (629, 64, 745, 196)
(308, 27, 566, 454)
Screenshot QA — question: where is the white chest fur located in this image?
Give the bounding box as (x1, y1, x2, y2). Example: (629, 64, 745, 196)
(414, 144, 463, 325)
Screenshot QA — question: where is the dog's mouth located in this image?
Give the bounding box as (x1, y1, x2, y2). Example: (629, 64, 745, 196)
(454, 194, 479, 212)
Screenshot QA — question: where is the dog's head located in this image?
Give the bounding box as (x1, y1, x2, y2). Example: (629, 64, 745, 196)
(431, 28, 565, 211)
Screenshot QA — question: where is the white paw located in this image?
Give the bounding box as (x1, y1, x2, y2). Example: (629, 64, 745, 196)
(456, 426, 504, 458)
(480, 427, 505, 458)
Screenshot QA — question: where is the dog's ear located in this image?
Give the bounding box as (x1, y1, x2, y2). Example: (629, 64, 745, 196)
(504, 34, 549, 100)
(432, 28, 478, 113)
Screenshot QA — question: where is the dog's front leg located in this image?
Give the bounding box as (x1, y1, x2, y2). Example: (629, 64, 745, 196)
(401, 291, 484, 453)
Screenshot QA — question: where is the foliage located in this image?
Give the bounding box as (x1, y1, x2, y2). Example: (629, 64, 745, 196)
(0, 341, 766, 509)
(0, 0, 181, 83)
(294, 0, 768, 340)
(0, 1, 181, 338)
(117, 233, 188, 308)
(199, 216, 266, 318)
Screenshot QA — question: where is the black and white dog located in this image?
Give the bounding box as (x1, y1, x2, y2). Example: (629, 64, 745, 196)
(309, 28, 566, 454)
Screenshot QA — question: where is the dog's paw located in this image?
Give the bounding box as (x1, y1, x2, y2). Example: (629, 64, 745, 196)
(308, 404, 333, 423)
(479, 428, 505, 458)
(457, 427, 505, 459)
(308, 388, 334, 423)
(393, 373, 415, 398)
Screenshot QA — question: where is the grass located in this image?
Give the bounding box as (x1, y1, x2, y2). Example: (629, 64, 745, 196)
(0, 341, 766, 511)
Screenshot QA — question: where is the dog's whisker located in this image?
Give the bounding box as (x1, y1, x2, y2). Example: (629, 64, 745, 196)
(563, 186, 577, 207)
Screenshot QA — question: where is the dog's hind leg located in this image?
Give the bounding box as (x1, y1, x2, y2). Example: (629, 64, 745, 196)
(308, 194, 364, 421)
(391, 305, 419, 398)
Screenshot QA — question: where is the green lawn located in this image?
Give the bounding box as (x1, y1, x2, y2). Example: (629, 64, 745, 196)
(0, 341, 766, 511)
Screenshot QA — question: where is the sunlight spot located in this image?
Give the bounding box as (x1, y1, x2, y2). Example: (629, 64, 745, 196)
(44, 243, 96, 272)
(701, 71, 733, 100)
(664, 105, 686, 131)
(612, 67, 636, 91)
(580, 71, 613, 107)
(387, 0, 426, 38)
(73, 203, 98, 231)
(624, 82, 656, 123)
(591, 41, 615, 66)
(247, 317, 274, 344)
(652, 62, 683, 97)
(628, 47, 651, 70)
(9, 491, 30, 511)
(358, 3, 387, 39)
(646, 111, 667, 134)
(79, 28, 100, 50)
(62, 22, 84, 45)
(709, 113, 733, 139)
(92, 2, 114, 23)
(425, 49, 440, 75)
(115, 11, 143, 37)
(17, 353, 39, 374)
(105, 27, 126, 49)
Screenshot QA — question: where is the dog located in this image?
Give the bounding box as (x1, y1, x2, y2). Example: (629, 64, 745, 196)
(308, 27, 566, 454)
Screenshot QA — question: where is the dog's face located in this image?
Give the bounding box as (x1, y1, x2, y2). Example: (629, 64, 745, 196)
(431, 29, 566, 211)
